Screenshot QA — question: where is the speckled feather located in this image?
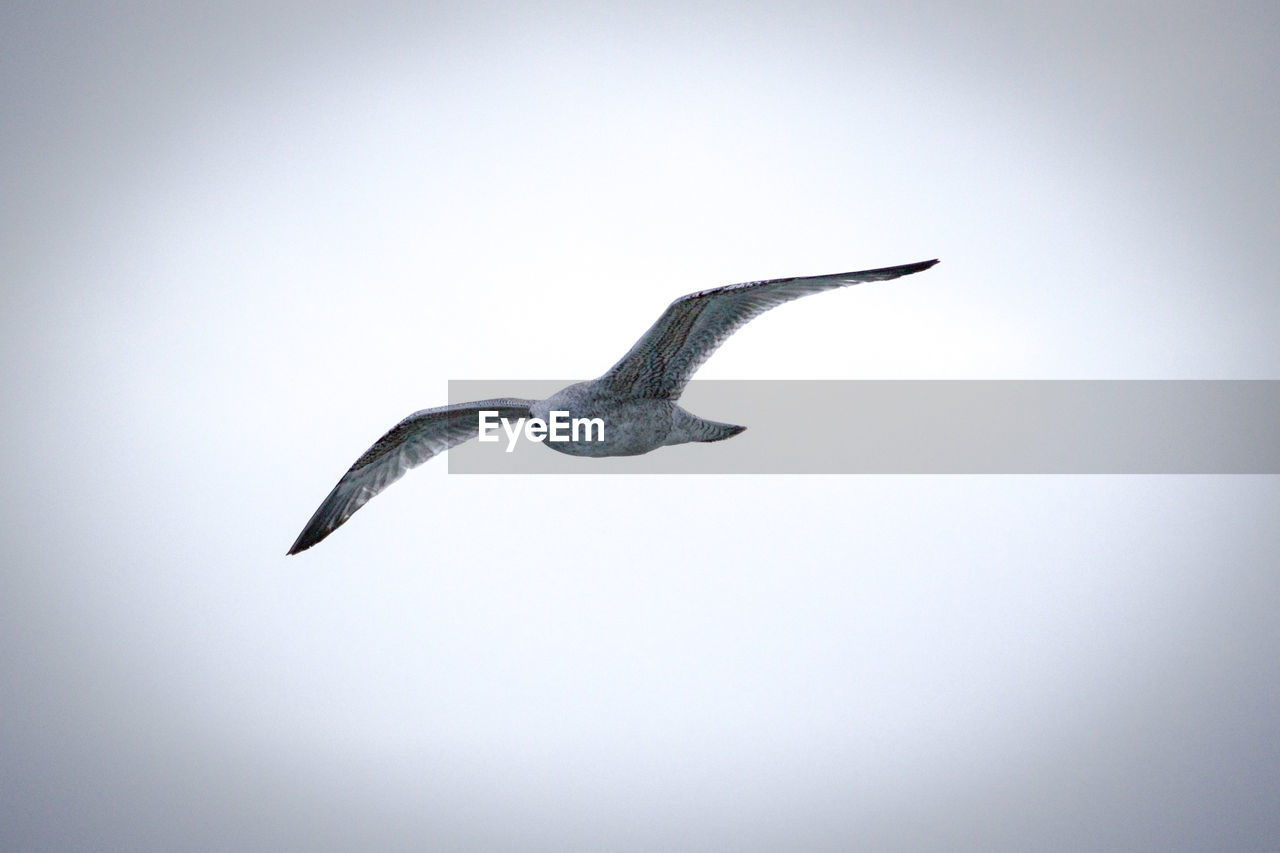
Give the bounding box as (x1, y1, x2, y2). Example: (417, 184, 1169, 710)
(288, 259, 938, 553)
(601, 259, 939, 398)
(288, 399, 534, 554)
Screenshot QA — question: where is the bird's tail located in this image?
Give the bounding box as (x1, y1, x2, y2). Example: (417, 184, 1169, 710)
(668, 407, 747, 445)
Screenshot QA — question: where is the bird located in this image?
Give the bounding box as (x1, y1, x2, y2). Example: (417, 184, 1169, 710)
(288, 258, 938, 553)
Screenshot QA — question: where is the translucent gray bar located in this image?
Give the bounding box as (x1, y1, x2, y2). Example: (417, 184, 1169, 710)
(447, 380, 1280, 474)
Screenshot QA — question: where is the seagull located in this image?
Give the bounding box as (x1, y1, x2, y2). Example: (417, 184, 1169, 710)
(288, 258, 938, 553)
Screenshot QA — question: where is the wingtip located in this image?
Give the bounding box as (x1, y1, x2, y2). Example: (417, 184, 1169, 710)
(286, 531, 319, 556)
(865, 258, 940, 280)
(850, 258, 938, 283)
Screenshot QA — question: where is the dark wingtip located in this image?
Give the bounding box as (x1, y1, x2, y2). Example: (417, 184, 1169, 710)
(286, 528, 323, 556)
(858, 258, 940, 282)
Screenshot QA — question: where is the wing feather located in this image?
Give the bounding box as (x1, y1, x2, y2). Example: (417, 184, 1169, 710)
(601, 259, 938, 399)
(288, 398, 534, 554)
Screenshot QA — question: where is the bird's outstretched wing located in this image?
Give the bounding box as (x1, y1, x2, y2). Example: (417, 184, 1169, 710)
(600, 259, 938, 399)
(288, 398, 534, 554)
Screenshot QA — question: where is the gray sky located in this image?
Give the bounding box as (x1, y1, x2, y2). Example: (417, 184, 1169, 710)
(3, 2, 1278, 850)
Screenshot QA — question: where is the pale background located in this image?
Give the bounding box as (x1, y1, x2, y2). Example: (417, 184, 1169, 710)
(3, 2, 1278, 850)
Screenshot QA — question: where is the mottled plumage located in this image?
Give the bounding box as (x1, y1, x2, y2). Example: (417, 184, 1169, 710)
(288, 259, 938, 553)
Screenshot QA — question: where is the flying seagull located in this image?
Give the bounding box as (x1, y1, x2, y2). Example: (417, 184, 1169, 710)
(288, 258, 938, 553)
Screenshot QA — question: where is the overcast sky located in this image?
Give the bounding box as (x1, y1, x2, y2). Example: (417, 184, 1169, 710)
(3, 2, 1278, 850)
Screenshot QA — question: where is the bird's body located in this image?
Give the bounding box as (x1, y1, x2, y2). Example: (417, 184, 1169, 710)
(289, 258, 938, 553)
(527, 383, 743, 457)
